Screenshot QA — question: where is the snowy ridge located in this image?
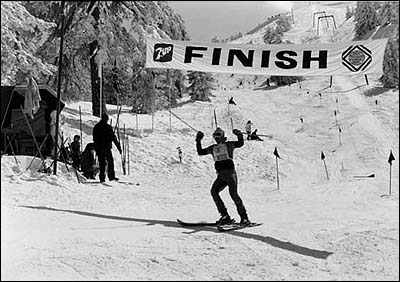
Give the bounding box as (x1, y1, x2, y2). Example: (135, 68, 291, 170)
(1, 1, 398, 280)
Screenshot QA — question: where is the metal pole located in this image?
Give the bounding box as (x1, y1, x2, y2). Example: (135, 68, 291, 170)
(53, 0, 65, 175)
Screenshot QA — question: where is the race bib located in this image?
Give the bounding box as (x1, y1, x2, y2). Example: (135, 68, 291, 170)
(213, 144, 231, 161)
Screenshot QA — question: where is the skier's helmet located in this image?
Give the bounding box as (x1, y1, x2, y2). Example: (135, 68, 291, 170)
(213, 127, 225, 143)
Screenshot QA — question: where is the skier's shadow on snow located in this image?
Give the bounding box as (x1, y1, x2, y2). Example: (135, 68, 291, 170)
(19, 205, 333, 260)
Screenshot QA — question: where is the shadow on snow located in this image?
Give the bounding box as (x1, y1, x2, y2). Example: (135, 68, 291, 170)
(19, 205, 333, 260)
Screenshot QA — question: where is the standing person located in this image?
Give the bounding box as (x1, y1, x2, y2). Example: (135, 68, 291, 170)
(93, 113, 122, 183)
(70, 135, 81, 169)
(245, 120, 253, 140)
(196, 127, 251, 226)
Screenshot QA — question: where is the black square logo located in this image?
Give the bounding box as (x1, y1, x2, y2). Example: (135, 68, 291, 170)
(153, 43, 173, 62)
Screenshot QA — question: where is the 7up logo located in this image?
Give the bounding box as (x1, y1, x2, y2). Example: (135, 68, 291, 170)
(153, 43, 173, 62)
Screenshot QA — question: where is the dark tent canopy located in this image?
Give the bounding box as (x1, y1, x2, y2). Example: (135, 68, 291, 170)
(1, 85, 65, 156)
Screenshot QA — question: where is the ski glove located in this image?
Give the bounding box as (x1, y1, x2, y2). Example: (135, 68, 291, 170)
(232, 129, 242, 136)
(196, 131, 204, 142)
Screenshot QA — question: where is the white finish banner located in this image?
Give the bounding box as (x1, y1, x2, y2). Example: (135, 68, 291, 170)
(145, 38, 388, 76)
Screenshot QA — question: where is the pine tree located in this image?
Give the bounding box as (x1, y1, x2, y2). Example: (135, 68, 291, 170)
(345, 6, 354, 20)
(354, 1, 379, 39)
(1, 1, 56, 85)
(186, 71, 215, 102)
(20, 1, 189, 115)
(380, 37, 399, 88)
(378, 1, 399, 25)
(263, 27, 282, 44)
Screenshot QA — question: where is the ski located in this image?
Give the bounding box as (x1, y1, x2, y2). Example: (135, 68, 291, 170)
(177, 219, 218, 227)
(217, 222, 262, 232)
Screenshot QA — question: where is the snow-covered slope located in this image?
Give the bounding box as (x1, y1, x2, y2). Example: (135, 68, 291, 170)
(1, 1, 398, 280)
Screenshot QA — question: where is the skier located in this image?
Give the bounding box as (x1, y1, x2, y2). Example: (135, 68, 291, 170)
(245, 120, 253, 140)
(177, 147, 182, 163)
(250, 129, 263, 141)
(228, 97, 237, 105)
(196, 127, 250, 226)
(93, 113, 122, 183)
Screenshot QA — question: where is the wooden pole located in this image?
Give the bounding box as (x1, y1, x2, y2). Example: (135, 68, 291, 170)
(26, 134, 49, 171)
(127, 135, 130, 175)
(53, 0, 65, 175)
(135, 88, 138, 133)
(79, 105, 83, 152)
(20, 106, 46, 170)
(6, 135, 19, 166)
(167, 69, 171, 132)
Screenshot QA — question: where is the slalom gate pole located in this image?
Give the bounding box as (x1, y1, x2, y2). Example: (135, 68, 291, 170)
(323, 159, 329, 180)
(275, 156, 280, 190)
(389, 163, 392, 196)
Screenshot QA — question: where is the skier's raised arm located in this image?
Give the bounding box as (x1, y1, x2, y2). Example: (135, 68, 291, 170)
(232, 128, 244, 148)
(196, 131, 210, 155)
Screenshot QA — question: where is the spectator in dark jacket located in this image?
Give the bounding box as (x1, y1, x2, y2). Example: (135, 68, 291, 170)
(93, 114, 122, 182)
(81, 143, 98, 179)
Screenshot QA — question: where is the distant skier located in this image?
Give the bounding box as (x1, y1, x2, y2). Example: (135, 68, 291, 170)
(245, 120, 253, 140)
(196, 127, 250, 226)
(93, 114, 122, 183)
(177, 147, 182, 163)
(250, 129, 263, 141)
(228, 97, 237, 105)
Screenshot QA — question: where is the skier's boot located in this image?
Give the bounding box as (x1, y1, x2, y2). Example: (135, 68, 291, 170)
(216, 214, 235, 225)
(240, 214, 251, 226)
